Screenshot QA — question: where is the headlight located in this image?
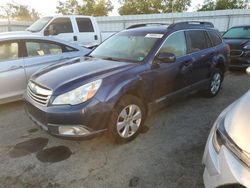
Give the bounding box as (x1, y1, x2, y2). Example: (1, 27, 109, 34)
(212, 116, 250, 167)
(52, 80, 102, 105)
(212, 116, 225, 153)
(243, 43, 250, 50)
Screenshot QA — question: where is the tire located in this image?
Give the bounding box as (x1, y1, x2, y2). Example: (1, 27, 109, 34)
(204, 68, 223, 98)
(108, 95, 146, 143)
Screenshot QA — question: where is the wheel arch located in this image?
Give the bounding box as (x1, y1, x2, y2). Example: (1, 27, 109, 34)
(215, 55, 227, 81)
(106, 78, 148, 114)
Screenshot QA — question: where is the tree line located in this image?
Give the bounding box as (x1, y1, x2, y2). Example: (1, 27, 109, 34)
(0, 3, 39, 21)
(0, 0, 249, 21)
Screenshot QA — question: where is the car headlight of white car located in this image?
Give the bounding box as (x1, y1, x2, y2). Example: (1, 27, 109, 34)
(52, 79, 102, 105)
(212, 114, 250, 167)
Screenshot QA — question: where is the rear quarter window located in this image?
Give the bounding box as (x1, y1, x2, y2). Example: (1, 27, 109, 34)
(208, 31, 222, 46)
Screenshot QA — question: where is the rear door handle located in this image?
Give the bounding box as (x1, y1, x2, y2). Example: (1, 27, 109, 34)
(8, 65, 23, 71)
(73, 36, 78, 41)
(61, 57, 71, 61)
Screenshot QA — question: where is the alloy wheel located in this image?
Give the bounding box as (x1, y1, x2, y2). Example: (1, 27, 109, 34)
(211, 73, 221, 94)
(116, 104, 142, 138)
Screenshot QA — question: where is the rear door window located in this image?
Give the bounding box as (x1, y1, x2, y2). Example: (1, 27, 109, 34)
(76, 18, 94, 32)
(159, 31, 187, 58)
(208, 31, 222, 46)
(0, 42, 19, 62)
(186, 30, 209, 53)
(26, 41, 63, 57)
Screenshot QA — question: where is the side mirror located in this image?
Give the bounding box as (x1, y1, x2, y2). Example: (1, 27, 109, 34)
(246, 67, 250, 75)
(156, 52, 176, 63)
(44, 29, 49, 36)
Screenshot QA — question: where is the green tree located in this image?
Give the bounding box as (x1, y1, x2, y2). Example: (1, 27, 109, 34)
(197, 0, 215, 11)
(56, 0, 113, 16)
(94, 0, 113, 16)
(118, 0, 163, 15)
(56, 0, 82, 15)
(198, 0, 249, 11)
(0, 3, 40, 21)
(118, 0, 191, 15)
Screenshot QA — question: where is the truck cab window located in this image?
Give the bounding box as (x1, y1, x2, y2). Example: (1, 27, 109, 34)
(46, 18, 73, 35)
(76, 18, 94, 32)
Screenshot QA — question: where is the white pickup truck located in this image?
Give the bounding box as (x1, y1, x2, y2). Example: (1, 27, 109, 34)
(24, 15, 113, 48)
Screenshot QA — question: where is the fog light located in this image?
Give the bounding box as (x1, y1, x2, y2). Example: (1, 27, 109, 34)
(58, 126, 90, 136)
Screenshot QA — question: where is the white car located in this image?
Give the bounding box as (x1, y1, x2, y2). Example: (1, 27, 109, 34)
(0, 34, 90, 104)
(203, 84, 250, 187)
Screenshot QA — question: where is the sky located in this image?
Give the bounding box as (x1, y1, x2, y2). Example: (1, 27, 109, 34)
(0, 0, 204, 17)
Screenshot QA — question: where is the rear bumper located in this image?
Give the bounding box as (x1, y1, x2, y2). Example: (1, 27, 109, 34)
(203, 131, 250, 188)
(24, 93, 112, 138)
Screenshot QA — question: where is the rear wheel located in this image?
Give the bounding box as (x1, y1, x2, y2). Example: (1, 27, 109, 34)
(204, 69, 222, 97)
(108, 95, 145, 143)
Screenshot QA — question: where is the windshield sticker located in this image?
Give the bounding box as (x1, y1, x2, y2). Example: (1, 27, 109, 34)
(145, 34, 164, 38)
(137, 57, 144, 61)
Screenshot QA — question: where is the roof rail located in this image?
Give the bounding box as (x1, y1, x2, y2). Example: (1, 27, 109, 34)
(168, 21, 214, 29)
(126, 23, 169, 29)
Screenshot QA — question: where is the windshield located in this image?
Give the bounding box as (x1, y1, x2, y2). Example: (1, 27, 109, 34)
(223, 26, 250, 39)
(26, 17, 52, 32)
(90, 32, 160, 62)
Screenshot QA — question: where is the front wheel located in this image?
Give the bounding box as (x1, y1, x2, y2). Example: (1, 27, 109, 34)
(204, 69, 223, 98)
(108, 95, 146, 143)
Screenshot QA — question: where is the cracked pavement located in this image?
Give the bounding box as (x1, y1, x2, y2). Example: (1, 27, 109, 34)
(0, 71, 249, 188)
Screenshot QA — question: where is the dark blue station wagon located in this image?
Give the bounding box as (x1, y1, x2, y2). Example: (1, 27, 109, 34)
(25, 22, 230, 143)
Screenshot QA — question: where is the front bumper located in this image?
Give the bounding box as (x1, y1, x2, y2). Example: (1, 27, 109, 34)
(229, 50, 250, 68)
(24, 93, 112, 138)
(203, 131, 250, 188)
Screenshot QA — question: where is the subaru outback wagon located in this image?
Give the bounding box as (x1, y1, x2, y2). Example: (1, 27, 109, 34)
(24, 22, 229, 142)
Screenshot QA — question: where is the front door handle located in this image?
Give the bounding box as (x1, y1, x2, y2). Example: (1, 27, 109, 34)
(184, 60, 193, 67)
(73, 36, 78, 41)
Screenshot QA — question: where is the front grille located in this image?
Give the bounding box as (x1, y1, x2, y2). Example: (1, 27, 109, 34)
(230, 50, 243, 57)
(27, 81, 52, 106)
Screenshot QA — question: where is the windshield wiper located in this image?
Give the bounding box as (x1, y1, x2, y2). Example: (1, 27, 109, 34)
(101, 57, 120, 62)
(26, 29, 36, 32)
(84, 54, 93, 57)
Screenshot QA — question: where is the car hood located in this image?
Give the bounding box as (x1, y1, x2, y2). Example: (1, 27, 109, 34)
(31, 57, 136, 94)
(225, 90, 250, 153)
(223, 38, 250, 50)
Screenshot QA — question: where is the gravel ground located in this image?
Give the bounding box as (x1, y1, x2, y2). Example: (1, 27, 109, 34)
(0, 71, 249, 188)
